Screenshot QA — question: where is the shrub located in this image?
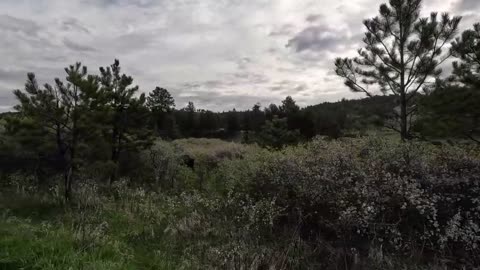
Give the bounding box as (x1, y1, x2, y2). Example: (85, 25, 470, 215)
(209, 137, 480, 268)
(141, 140, 186, 190)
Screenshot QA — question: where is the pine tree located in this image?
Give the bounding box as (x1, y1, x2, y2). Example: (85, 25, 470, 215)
(98, 59, 150, 184)
(334, 0, 461, 140)
(280, 96, 300, 117)
(416, 24, 480, 143)
(226, 109, 240, 135)
(198, 110, 218, 133)
(265, 104, 280, 121)
(181, 101, 197, 137)
(250, 103, 265, 132)
(256, 117, 301, 149)
(12, 63, 93, 200)
(146, 87, 175, 136)
(147, 87, 175, 113)
(451, 23, 480, 88)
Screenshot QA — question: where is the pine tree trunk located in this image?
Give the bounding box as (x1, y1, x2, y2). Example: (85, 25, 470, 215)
(64, 165, 73, 201)
(400, 92, 408, 141)
(109, 125, 121, 185)
(399, 25, 408, 142)
(55, 123, 72, 202)
(66, 97, 78, 202)
(109, 125, 118, 185)
(64, 149, 75, 202)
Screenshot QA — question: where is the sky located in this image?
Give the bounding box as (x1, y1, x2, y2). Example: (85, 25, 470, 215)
(0, 0, 479, 112)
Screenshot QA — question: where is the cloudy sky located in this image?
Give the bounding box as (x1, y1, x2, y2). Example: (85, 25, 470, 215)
(0, 0, 479, 112)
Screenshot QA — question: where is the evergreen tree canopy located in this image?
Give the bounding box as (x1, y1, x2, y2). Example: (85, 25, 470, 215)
(265, 103, 280, 121)
(334, 0, 461, 140)
(184, 101, 196, 113)
(280, 96, 300, 116)
(256, 117, 301, 149)
(98, 59, 151, 183)
(11, 63, 95, 200)
(451, 23, 480, 88)
(416, 24, 480, 143)
(147, 87, 175, 113)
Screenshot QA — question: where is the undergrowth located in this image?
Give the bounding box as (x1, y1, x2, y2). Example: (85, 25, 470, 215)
(1, 137, 479, 269)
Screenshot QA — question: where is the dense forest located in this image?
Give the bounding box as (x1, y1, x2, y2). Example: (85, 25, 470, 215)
(1, 0, 480, 269)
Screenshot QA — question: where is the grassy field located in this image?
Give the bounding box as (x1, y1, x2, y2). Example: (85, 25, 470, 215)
(0, 139, 253, 270)
(0, 191, 178, 269)
(1, 137, 480, 269)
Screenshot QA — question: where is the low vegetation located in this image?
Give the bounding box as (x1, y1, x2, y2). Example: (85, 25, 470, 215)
(1, 137, 479, 269)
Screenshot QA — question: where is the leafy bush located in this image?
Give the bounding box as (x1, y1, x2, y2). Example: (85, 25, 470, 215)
(141, 140, 186, 190)
(206, 137, 480, 268)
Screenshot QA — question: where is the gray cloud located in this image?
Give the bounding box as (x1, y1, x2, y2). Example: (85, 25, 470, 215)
(306, 14, 321, 23)
(63, 38, 96, 52)
(294, 83, 308, 93)
(269, 24, 295, 36)
(457, 0, 480, 11)
(179, 70, 270, 96)
(234, 57, 253, 70)
(0, 0, 479, 112)
(0, 68, 28, 85)
(0, 94, 16, 106)
(0, 83, 18, 112)
(0, 106, 13, 112)
(175, 90, 276, 111)
(0, 14, 41, 36)
(82, 0, 158, 8)
(61, 18, 90, 33)
(269, 80, 309, 95)
(287, 26, 345, 52)
(232, 71, 270, 84)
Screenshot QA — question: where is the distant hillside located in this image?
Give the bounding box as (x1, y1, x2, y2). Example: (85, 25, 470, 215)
(306, 95, 396, 116)
(303, 95, 397, 134)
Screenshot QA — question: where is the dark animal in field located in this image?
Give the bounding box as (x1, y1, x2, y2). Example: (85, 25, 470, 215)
(181, 154, 195, 170)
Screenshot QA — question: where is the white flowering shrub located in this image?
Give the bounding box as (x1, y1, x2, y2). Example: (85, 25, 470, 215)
(207, 137, 480, 268)
(161, 190, 285, 269)
(140, 140, 186, 190)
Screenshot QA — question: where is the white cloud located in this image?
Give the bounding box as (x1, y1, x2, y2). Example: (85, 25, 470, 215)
(0, 0, 479, 111)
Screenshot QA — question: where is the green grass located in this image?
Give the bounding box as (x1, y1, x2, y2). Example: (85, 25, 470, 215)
(0, 217, 133, 269)
(0, 192, 179, 270)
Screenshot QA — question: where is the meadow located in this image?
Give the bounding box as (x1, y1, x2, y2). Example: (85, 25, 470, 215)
(1, 137, 479, 270)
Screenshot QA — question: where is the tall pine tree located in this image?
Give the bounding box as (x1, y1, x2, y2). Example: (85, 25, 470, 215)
(12, 63, 93, 200)
(417, 24, 480, 143)
(146, 87, 176, 137)
(98, 59, 150, 184)
(451, 23, 480, 88)
(334, 0, 461, 140)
